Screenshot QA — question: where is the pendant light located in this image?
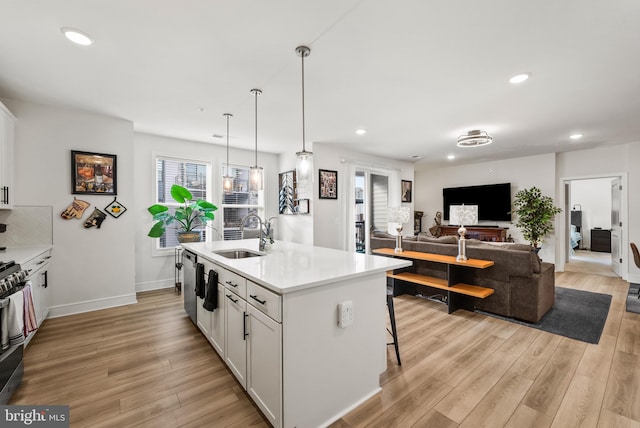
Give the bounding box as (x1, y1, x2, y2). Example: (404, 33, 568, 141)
(222, 113, 234, 194)
(249, 88, 263, 191)
(295, 45, 313, 185)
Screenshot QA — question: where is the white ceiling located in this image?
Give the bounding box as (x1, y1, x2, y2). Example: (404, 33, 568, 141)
(1, 0, 639, 170)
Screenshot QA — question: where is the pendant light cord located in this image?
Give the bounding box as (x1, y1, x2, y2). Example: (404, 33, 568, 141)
(301, 52, 306, 152)
(254, 90, 258, 167)
(226, 115, 230, 169)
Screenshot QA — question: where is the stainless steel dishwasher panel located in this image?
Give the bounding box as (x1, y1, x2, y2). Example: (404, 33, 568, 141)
(183, 250, 197, 324)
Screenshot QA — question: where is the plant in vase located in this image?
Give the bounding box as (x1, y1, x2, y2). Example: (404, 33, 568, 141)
(512, 186, 562, 251)
(147, 184, 217, 243)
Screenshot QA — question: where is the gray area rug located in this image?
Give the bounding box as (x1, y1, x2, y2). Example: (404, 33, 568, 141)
(478, 286, 612, 344)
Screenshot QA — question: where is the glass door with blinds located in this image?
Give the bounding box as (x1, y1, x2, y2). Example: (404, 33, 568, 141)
(352, 169, 389, 253)
(221, 165, 263, 240)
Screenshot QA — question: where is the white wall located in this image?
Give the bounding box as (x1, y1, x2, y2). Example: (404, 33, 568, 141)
(3, 98, 137, 316)
(276, 150, 313, 246)
(313, 143, 414, 251)
(570, 177, 613, 249)
(134, 132, 279, 292)
(415, 153, 558, 262)
(556, 143, 639, 280)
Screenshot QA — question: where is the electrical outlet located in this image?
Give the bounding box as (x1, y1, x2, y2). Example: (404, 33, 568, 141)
(338, 300, 354, 328)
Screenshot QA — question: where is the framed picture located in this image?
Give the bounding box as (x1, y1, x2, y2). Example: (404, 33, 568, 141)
(297, 198, 309, 214)
(319, 169, 338, 199)
(401, 180, 412, 203)
(278, 170, 297, 214)
(71, 150, 117, 195)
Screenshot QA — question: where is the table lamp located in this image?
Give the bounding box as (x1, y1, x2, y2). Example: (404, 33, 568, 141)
(388, 206, 411, 253)
(449, 204, 478, 261)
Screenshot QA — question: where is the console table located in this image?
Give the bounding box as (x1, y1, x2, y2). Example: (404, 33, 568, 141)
(373, 248, 494, 314)
(439, 226, 508, 242)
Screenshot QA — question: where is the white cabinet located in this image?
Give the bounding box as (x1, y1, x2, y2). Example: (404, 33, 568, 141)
(247, 304, 282, 427)
(224, 288, 247, 387)
(23, 248, 52, 346)
(0, 101, 15, 209)
(197, 261, 226, 358)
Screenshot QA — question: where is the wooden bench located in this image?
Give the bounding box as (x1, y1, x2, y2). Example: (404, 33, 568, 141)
(373, 248, 495, 314)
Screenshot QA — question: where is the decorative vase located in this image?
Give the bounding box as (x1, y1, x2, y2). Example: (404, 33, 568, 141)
(177, 231, 201, 243)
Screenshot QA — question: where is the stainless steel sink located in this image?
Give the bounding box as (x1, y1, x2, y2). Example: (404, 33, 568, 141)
(213, 249, 264, 259)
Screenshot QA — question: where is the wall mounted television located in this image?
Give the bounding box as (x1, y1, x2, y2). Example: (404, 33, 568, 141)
(443, 182, 512, 222)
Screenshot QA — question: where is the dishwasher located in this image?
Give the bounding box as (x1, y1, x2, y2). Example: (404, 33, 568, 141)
(183, 250, 198, 324)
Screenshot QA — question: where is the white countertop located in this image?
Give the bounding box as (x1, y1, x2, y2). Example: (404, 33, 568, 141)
(181, 239, 411, 294)
(0, 245, 52, 265)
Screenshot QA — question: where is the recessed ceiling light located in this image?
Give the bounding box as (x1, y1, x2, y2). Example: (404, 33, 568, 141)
(410, 155, 422, 160)
(356, 129, 367, 135)
(509, 73, 530, 84)
(447, 154, 455, 160)
(570, 133, 583, 140)
(61, 28, 94, 46)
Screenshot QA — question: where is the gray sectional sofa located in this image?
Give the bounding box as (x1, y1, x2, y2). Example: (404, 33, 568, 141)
(371, 232, 555, 323)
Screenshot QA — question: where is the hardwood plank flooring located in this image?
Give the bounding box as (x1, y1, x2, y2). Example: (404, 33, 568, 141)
(9, 271, 640, 427)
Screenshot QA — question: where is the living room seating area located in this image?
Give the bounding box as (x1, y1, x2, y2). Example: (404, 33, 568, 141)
(370, 232, 555, 323)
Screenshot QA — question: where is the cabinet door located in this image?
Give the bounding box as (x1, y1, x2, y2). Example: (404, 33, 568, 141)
(224, 291, 247, 388)
(0, 103, 14, 209)
(247, 305, 282, 428)
(209, 285, 225, 357)
(196, 297, 212, 337)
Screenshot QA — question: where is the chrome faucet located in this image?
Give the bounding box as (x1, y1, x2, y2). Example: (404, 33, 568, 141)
(240, 213, 275, 251)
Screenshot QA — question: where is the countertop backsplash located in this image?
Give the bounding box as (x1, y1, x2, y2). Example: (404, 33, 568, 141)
(0, 205, 53, 248)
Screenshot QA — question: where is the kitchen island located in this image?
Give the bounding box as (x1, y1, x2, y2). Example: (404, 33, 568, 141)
(181, 239, 411, 428)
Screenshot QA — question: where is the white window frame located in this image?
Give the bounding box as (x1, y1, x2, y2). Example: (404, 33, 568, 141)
(151, 153, 213, 256)
(220, 162, 264, 241)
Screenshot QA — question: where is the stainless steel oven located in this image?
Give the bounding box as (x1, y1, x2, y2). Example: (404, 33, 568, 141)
(0, 261, 27, 404)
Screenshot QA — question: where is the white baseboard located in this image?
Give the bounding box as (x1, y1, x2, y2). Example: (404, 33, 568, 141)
(48, 293, 138, 319)
(629, 273, 640, 284)
(319, 386, 382, 428)
(135, 278, 176, 293)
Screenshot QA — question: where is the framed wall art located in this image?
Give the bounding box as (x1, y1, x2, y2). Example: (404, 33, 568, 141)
(278, 170, 297, 214)
(401, 180, 412, 203)
(319, 169, 338, 199)
(71, 150, 117, 195)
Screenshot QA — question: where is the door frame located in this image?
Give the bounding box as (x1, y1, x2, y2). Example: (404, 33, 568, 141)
(557, 172, 627, 280)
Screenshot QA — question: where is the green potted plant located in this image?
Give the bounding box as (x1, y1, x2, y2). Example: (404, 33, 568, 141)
(147, 184, 217, 243)
(512, 186, 562, 251)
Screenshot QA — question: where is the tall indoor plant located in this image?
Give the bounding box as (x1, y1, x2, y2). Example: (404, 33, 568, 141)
(147, 184, 217, 243)
(512, 186, 562, 250)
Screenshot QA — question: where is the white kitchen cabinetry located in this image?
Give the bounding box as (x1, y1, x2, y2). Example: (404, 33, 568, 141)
(224, 282, 247, 387)
(0, 101, 15, 209)
(247, 304, 282, 427)
(223, 271, 283, 427)
(196, 260, 225, 357)
(22, 248, 52, 346)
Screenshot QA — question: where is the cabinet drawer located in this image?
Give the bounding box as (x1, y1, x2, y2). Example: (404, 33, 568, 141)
(223, 269, 246, 299)
(247, 280, 281, 322)
(23, 250, 52, 276)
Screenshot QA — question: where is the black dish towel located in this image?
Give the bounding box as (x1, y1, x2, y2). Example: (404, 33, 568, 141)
(195, 263, 205, 299)
(203, 270, 218, 311)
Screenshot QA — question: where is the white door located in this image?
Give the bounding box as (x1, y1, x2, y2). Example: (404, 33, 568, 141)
(224, 292, 247, 388)
(247, 305, 282, 428)
(611, 177, 622, 276)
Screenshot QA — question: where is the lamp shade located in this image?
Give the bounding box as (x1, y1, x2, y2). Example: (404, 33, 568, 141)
(388, 206, 411, 224)
(449, 205, 478, 226)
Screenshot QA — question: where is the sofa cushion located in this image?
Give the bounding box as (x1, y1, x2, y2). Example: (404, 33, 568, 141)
(417, 233, 458, 244)
(469, 241, 541, 274)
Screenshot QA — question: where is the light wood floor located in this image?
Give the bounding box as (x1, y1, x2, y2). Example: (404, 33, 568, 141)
(11, 271, 640, 427)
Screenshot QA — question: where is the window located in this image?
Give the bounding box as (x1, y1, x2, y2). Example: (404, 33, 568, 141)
(371, 173, 389, 231)
(221, 165, 263, 240)
(154, 156, 211, 249)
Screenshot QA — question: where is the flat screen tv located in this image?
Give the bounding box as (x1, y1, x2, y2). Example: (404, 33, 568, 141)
(443, 183, 511, 222)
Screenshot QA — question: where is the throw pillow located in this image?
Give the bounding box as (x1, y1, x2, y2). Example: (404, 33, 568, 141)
(417, 233, 458, 244)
